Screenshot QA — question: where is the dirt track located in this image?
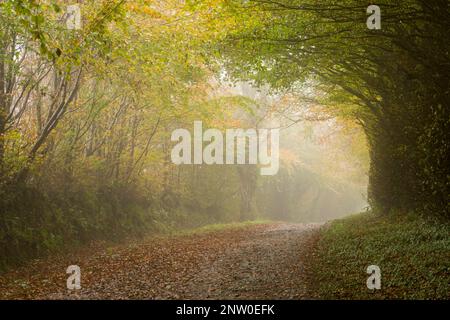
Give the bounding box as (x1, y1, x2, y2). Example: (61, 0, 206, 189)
(0, 223, 322, 299)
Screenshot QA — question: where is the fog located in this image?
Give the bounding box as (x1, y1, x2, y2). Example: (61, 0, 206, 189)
(232, 82, 369, 223)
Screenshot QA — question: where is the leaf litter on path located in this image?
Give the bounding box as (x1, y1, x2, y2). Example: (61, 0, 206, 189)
(0, 223, 322, 300)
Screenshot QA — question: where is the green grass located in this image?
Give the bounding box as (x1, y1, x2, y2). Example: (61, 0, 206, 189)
(310, 211, 450, 299)
(177, 219, 271, 236)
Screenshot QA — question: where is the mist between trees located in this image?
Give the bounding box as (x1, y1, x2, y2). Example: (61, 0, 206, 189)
(0, 0, 448, 270)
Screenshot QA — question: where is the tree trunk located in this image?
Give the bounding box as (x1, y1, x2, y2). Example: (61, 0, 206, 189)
(0, 41, 6, 169)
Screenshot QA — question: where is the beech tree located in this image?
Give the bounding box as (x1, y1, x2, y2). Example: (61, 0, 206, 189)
(207, 0, 449, 216)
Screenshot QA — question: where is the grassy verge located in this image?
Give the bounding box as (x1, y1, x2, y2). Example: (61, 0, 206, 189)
(310, 211, 449, 299)
(176, 219, 271, 236)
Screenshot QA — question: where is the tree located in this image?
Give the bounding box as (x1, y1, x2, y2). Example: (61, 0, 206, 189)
(205, 0, 449, 215)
